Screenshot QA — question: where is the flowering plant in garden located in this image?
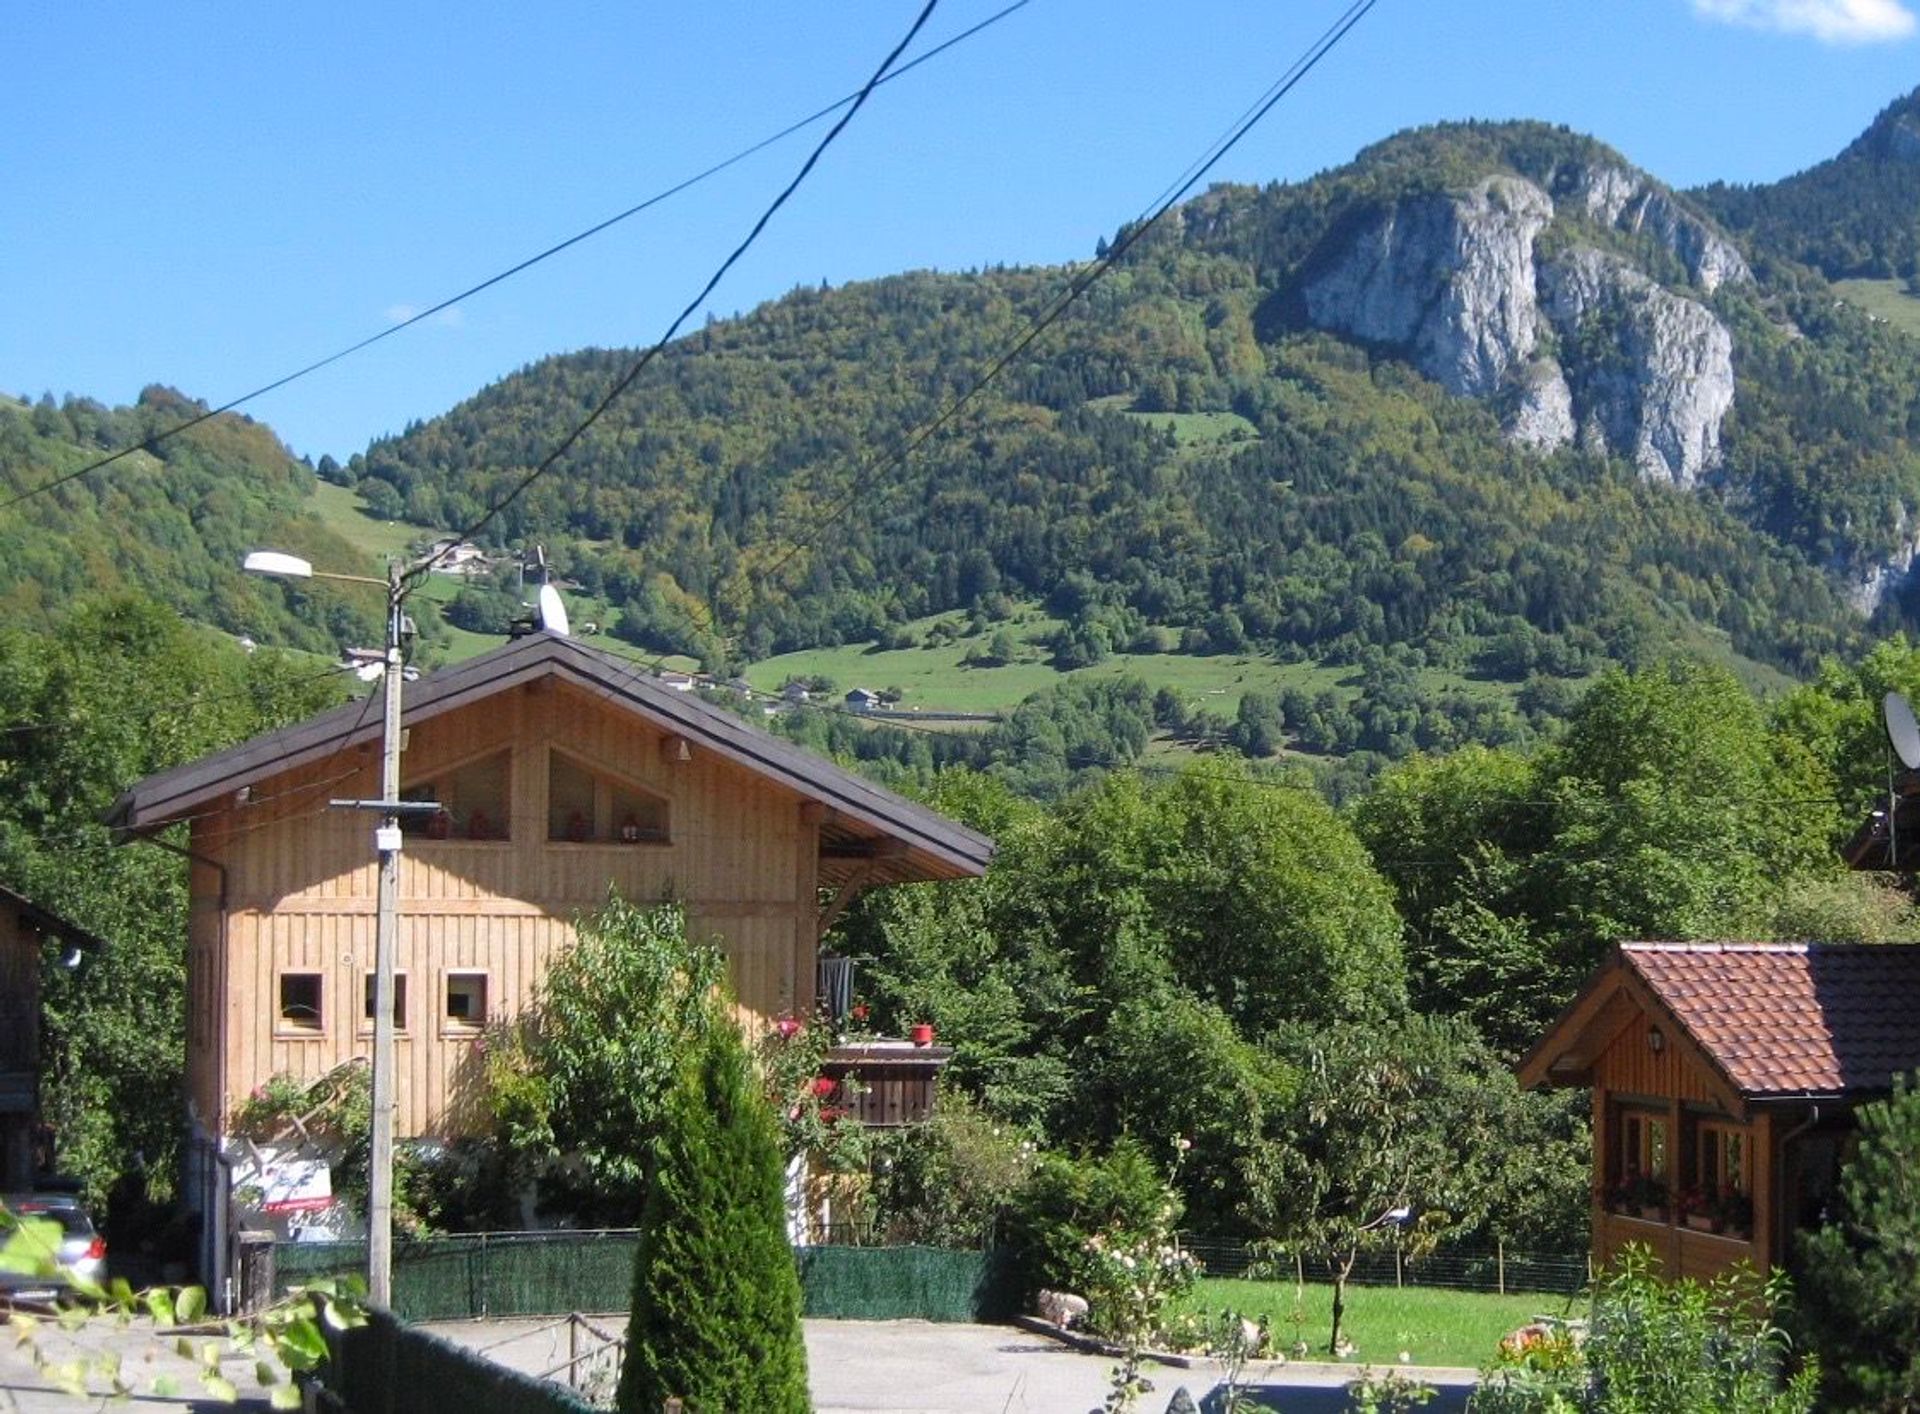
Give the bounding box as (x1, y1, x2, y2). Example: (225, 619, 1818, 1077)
(754, 1013, 870, 1171)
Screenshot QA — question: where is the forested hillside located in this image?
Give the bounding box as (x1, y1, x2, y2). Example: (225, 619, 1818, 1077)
(1693, 86, 1920, 280)
(342, 117, 1920, 731)
(0, 388, 377, 652)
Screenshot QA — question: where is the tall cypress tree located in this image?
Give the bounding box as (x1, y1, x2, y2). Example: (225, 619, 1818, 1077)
(616, 1016, 810, 1414)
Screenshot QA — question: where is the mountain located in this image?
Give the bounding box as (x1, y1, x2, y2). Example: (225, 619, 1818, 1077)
(0, 387, 377, 652)
(343, 116, 1920, 715)
(1692, 87, 1920, 281)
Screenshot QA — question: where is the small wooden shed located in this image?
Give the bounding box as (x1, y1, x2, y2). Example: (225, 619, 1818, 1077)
(1519, 941, 1920, 1280)
(0, 884, 106, 1190)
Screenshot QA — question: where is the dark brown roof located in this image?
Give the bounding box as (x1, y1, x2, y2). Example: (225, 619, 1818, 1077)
(106, 633, 993, 885)
(0, 884, 108, 953)
(1625, 942, 1920, 1098)
(1522, 941, 1920, 1103)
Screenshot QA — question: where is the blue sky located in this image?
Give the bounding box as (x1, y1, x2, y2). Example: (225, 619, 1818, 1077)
(4, 0, 1918, 462)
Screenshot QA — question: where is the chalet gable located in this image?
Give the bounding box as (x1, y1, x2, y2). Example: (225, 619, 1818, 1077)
(1521, 941, 1920, 1114)
(106, 634, 992, 888)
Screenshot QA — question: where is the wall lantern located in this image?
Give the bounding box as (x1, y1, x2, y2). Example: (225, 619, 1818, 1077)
(1647, 1026, 1666, 1054)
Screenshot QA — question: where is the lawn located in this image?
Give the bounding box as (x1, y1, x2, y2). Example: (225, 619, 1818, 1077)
(306, 477, 436, 563)
(1833, 277, 1920, 339)
(1169, 1277, 1576, 1369)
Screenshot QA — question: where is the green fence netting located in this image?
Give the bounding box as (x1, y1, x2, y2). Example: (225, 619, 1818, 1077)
(276, 1233, 1017, 1324)
(319, 1309, 598, 1414)
(796, 1244, 1018, 1323)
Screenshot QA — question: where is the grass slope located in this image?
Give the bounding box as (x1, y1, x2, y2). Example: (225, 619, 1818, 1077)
(1833, 278, 1920, 339)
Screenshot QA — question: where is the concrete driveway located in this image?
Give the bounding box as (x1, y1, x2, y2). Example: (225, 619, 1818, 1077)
(422, 1315, 1476, 1414)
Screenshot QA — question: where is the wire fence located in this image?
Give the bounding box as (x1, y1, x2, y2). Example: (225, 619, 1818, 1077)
(1179, 1234, 1591, 1297)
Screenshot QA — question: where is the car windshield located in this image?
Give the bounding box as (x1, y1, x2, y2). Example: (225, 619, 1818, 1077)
(8, 1202, 91, 1238)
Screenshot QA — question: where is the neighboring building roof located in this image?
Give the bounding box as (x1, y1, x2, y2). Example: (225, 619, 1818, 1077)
(0, 884, 108, 953)
(105, 633, 994, 887)
(1520, 941, 1920, 1104)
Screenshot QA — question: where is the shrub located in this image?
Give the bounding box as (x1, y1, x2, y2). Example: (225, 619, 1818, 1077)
(1472, 1247, 1816, 1413)
(1795, 1075, 1920, 1411)
(615, 1018, 810, 1414)
(869, 1093, 1036, 1248)
(1004, 1137, 1197, 1343)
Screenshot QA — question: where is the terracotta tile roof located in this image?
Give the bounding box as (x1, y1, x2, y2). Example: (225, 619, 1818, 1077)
(1624, 942, 1920, 1098)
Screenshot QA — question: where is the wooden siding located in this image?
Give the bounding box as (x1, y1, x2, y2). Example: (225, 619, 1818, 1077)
(0, 909, 38, 1070)
(1590, 1011, 1729, 1110)
(1595, 1210, 1760, 1283)
(187, 684, 823, 1137)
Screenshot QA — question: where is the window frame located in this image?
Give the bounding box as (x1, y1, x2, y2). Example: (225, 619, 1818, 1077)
(399, 747, 514, 842)
(442, 971, 490, 1034)
(277, 972, 325, 1035)
(360, 970, 409, 1034)
(544, 747, 670, 845)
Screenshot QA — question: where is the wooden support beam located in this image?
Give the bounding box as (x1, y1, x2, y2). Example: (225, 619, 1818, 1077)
(817, 863, 877, 937)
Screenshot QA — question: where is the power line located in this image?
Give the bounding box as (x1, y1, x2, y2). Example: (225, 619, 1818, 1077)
(413, 0, 948, 575)
(0, 1, 1028, 519)
(727, 0, 1380, 623)
(0, 659, 359, 738)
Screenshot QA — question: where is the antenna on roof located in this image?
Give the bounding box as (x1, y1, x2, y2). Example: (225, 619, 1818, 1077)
(1882, 692, 1920, 868)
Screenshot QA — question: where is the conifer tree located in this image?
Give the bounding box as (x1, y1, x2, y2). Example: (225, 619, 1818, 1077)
(615, 1013, 810, 1414)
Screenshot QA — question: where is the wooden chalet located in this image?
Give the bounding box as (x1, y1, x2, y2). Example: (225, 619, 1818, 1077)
(1520, 941, 1920, 1280)
(106, 632, 991, 1266)
(0, 885, 106, 1190)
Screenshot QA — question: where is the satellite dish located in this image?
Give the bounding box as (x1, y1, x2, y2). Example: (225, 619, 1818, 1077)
(536, 583, 570, 637)
(1885, 692, 1920, 770)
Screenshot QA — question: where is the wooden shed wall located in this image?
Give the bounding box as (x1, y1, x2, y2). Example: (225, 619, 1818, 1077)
(1589, 1011, 1727, 1108)
(0, 910, 38, 1070)
(186, 682, 821, 1137)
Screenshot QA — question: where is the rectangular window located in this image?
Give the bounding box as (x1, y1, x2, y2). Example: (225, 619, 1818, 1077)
(444, 973, 488, 1030)
(278, 973, 323, 1032)
(547, 754, 599, 841)
(362, 972, 408, 1030)
(1613, 1107, 1671, 1215)
(401, 750, 511, 840)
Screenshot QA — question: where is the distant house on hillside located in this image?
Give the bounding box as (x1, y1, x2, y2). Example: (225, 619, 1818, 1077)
(845, 688, 882, 714)
(1520, 941, 1920, 1280)
(422, 538, 489, 576)
(0, 885, 105, 1190)
(107, 633, 991, 1295)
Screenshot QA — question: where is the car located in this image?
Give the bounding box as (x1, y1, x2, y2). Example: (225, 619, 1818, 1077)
(1, 1193, 105, 1308)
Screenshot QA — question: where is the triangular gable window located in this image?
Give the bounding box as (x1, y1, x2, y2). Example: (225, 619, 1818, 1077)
(546, 749, 669, 844)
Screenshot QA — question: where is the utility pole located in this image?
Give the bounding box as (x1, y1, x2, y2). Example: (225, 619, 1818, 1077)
(366, 559, 405, 1307)
(243, 549, 429, 1308)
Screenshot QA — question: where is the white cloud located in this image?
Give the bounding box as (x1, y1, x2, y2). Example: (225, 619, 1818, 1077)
(1692, 0, 1917, 43)
(383, 303, 464, 329)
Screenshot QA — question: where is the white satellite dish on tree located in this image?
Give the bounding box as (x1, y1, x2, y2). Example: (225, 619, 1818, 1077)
(536, 583, 570, 637)
(1886, 692, 1920, 770)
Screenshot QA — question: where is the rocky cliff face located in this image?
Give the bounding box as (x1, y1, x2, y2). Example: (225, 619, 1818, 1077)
(1298, 167, 1742, 487)
(1299, 176, 1552, 398)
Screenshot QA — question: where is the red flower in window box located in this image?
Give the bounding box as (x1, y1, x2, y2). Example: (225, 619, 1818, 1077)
(811, 1076, 838, 1100)
(776, 1016, 803, 1040)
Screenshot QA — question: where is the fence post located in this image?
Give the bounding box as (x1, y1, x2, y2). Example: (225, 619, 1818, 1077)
(479, 1231, 489, 1319)
(1394, 1239, 1402, 1288)
(569, 1313, 579, 1394)
(1497, 1239, 1505, 1296)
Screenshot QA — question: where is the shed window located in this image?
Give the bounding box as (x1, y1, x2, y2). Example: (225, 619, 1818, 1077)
(545, 750, 669, 843)
(362, 972, 408, 1030)
(402, 751, 511, 840)
(278, 973, 323, 1031)
(1696, 1121, 1748, 1197)
(444, 973, 488, 1030)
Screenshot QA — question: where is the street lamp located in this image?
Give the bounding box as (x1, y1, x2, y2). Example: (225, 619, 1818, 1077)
(244, 549, 417, 1308)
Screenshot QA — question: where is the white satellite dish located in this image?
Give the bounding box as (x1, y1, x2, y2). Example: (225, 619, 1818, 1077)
(1885, 692, 1920, 770)
(536, 583, 570, 637)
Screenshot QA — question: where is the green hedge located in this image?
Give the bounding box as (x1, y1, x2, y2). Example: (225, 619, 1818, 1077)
(278, 1236, 1018, 1324)
(318, 1308, 597, 1414)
